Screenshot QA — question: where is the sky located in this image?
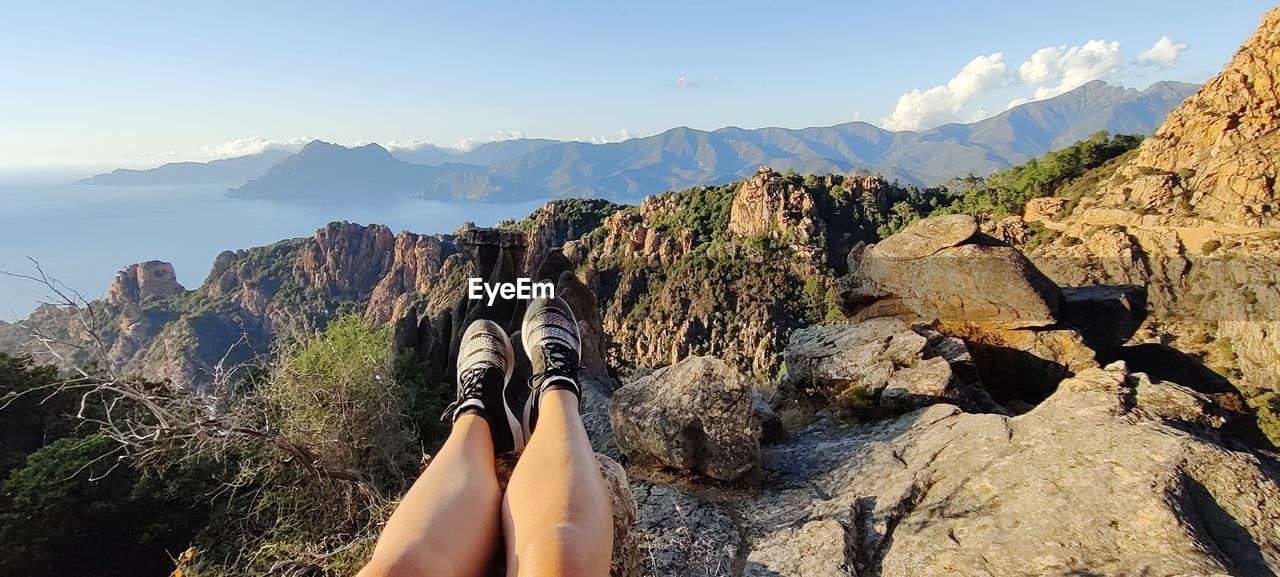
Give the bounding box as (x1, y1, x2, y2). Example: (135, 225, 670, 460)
(0, 0, 1274, 170)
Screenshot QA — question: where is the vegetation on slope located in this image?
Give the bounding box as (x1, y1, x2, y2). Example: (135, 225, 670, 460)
(931, 132, 1144, 221)
(0, 313, 447, 576)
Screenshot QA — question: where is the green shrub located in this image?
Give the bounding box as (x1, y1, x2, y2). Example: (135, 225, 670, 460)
(265, 315, 417, 478)
(0, 435, 212, 577)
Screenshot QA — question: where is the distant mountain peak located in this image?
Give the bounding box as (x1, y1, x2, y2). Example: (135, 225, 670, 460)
(81, 78, 1199, 199)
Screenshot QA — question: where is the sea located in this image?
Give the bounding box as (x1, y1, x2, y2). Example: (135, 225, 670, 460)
(0, 171, 548, 321)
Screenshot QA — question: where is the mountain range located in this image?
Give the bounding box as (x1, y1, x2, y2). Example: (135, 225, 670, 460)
(78, 149, 293, 185)
(79, 80, 1199, 201)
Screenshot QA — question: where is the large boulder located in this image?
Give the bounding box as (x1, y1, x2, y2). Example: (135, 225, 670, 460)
(1058, 284, 1147, 351)
(868, 213, 979, 259)
(782, 318, 1005, 416)
(849, 214, 1062, 329)
(609, 356, 761, 481)
(840, 214, 1105, 402)
(738, 361, 1280, 576)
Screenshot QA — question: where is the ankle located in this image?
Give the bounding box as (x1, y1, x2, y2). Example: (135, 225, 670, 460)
(539, 388, 580, 414)
(455, 411, 491, 432)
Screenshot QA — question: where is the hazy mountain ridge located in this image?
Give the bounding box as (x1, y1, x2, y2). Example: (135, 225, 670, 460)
(387, 138, 562, 166)
(226, 141, 543, 201)
(81, 80, 1198, 201)
(78, 149, 292, 185)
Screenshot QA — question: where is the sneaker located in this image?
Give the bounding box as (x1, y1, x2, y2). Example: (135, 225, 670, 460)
(519, 295, 582, 437)
(442, 319, 525, 454)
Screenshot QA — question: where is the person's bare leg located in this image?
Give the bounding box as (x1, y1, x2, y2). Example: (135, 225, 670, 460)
(358, 414, 501, 577)
(502, 389, 612, 576)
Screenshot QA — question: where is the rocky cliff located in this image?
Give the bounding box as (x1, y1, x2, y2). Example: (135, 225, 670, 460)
(567, 169, 863, 377)
(1029, 7, 1280, 409)
(0, 223, 471, 386)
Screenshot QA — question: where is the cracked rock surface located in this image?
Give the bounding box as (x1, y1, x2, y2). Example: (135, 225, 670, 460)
(626, 362, 1280, 577)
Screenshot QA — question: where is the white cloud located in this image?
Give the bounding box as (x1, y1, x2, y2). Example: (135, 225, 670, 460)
(1137, 36, 1188, 67)
(590, 129, 636, 144)
(200, 136, 313, 159)
(1017, 40, 1124, 100)
(675, 76, 698, 89)
(382, 139, 435, 151)
(1006, 96, 1033, 110)
(454, 130, 527, 152)
(965, 108, 990, 122)
(883, 52, 1006, 131)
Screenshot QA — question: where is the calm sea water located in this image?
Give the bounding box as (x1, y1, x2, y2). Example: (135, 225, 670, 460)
(0, 174, 547, 320)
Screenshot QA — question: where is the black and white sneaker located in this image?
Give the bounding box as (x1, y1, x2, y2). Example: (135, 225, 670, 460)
(442, 319, 526, 454)
(519, 295, 583, 437)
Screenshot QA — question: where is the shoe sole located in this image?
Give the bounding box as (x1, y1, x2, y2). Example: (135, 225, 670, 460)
(519, 297, 581, 439)
(498, 333, 525, 452)
(461, 320, 524, 452)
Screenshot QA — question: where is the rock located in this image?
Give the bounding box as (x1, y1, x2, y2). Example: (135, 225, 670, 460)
(738, 361, 1280, 576)
(297, 221, 397, 297)
(837, 214, 1111, 403)
(107, 261, 184, 305)
(845, 240, 868, 273)
(1031, 9, 1280, 402)
(580, 376, 622, 459)
(388, 296, 422, 354)
(562, 239, 588, 264)
(1117, 342, 1271, 448)
(598, 455, 641, 577)
(752, 390, 787, 444)
(206, 250, 239, 285)
(869, 213, 977, 259)
(609, 356, 761, 481)
(727, 166, 827, 260)
(1058, 284, 1147, 351)
(782, 318, 1004, 416)
(851, 215, 1062, 329)
(594, 196, 695, 267)
(365, 232, 448, 325)
(744, 514, 855, 577)
(991, 215, 1029, 246)
(1023, 197, 1067, 222)
(936, 320, 1098, 406)
(632, 481, 743, 577)
(1084, 8, 1280, 229)
(1133, 371, 1232, 429)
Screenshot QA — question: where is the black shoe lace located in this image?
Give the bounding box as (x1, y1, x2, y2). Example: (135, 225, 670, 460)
(441, 367, 487, 422)
(528, 342, 577, 390)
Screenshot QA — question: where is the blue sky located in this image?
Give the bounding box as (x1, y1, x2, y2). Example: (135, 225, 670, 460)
(0, 0, 1273, 169)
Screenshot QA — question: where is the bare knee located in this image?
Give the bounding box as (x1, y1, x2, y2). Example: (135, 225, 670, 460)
(517, 523, 612, 577)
